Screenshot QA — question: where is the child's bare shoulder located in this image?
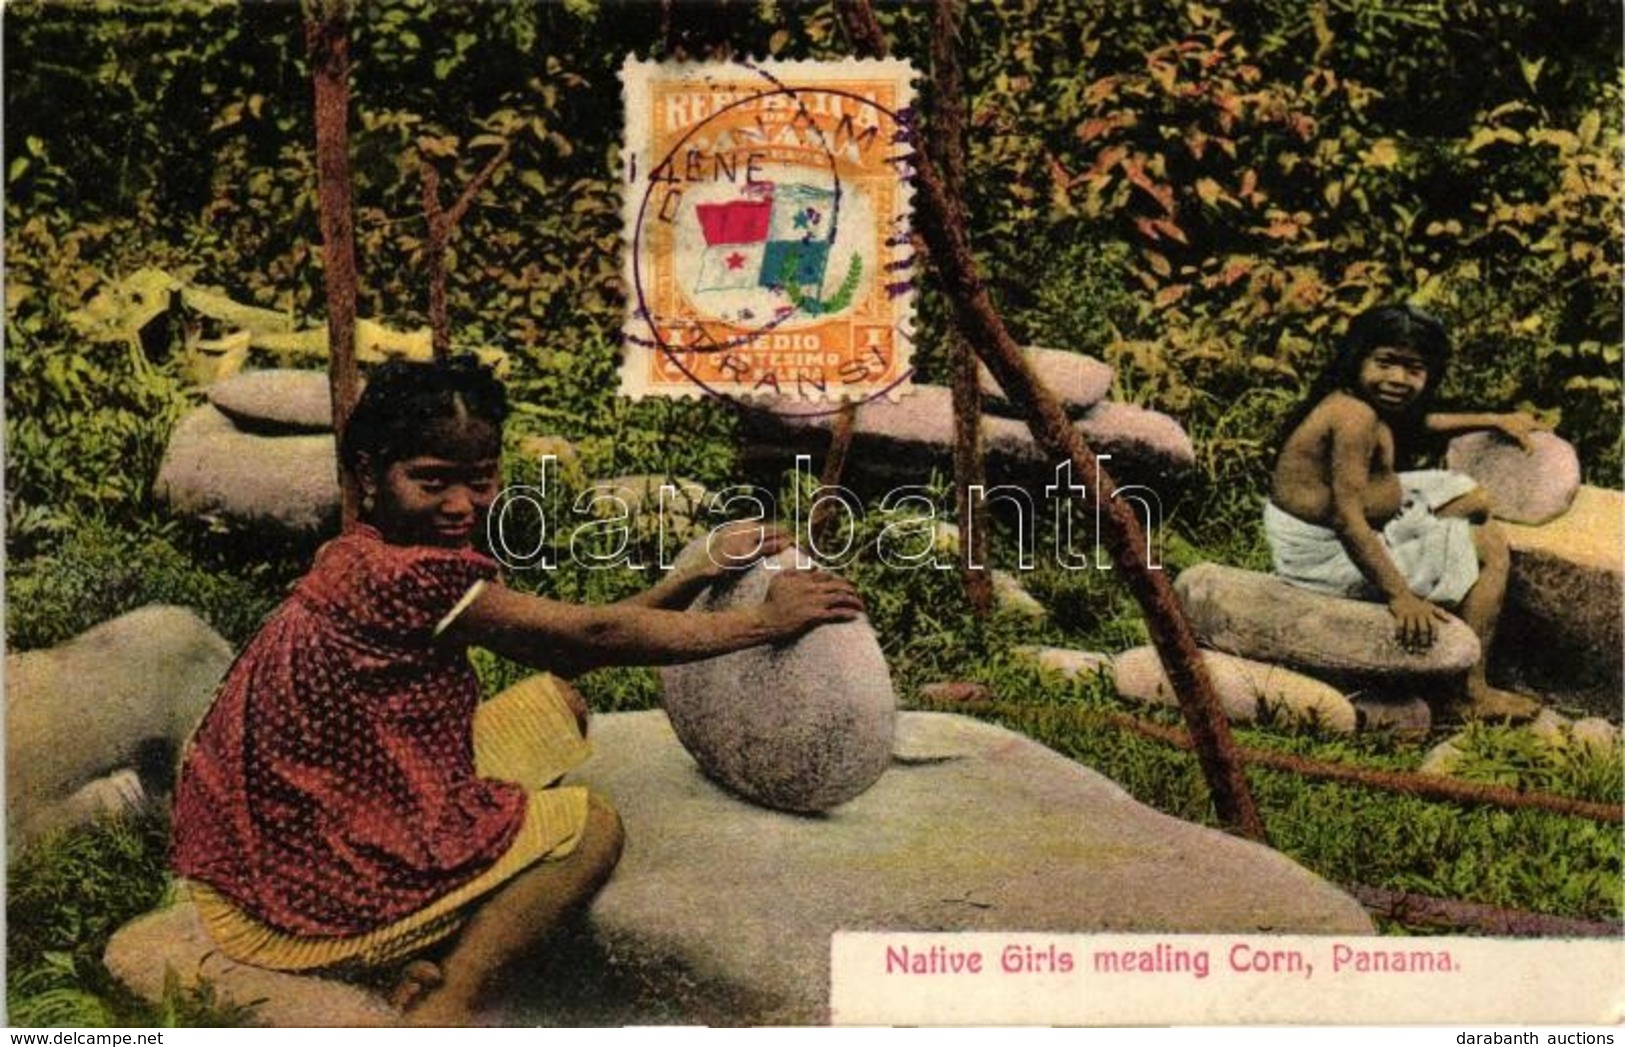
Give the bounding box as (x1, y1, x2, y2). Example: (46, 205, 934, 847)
(1314, 390, 1380, 435)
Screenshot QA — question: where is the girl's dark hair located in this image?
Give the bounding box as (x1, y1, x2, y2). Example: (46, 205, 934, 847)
(339, 355, 508, 474)
(1274, 303, 1451, 460)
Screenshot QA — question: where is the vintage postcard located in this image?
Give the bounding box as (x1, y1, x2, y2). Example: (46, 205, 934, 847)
(3, 0, 1621, 1034)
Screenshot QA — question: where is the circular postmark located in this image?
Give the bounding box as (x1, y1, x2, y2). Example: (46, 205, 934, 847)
(622, 58, 920, 416)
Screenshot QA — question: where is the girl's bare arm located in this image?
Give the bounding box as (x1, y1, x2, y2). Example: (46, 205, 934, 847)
(441, 568, 863, 673)
(1326, 401, 1448, 648)
(1425, 411, 1546, 450)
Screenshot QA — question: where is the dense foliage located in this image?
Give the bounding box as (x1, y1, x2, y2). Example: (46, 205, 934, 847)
(4, 0, 1620, 1026)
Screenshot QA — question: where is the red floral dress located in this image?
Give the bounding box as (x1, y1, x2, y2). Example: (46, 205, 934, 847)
(171, 525, 530, 938)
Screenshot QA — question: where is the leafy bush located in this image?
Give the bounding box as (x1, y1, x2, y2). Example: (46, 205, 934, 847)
(6, 517, 283, 651)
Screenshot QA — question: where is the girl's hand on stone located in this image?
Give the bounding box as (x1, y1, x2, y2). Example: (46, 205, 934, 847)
(757, 569, 864, 638)
(1388, 592, 1448, 652)
(1494, 412, 1547, 452)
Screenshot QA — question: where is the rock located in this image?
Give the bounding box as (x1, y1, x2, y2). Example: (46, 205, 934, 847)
(658, 546, 895, 812)
(104, 900, 398, 1027)
(1015, 646, 1114, 683)
(1528, 708, 1573, 749)
(1446, 430, 1580, 525)
(6, 606, 233, 850)
(502, 711, 1370, 1025)
(157, 405, 340, 536)
(1570, 718, 1621, 757)
(1174, 563, 1480, 678)
(991, 570, 1047, 619)
(737, 384, 1194, 486)
(60, 770, 149, 826)
(1419, 739, 1466, 776)
(1496, 485, 1623, 718)
(207, 369, 340, 434)
(977, 345, 1114, 417)
(1111, 646, 1358, 733)
(1351, 695, 1432, 736)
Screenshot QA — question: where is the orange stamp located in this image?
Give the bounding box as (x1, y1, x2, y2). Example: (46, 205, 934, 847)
(620, 57, 918, 407)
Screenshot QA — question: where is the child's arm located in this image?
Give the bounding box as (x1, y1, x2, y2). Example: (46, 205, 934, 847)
(1424, 411, 1546, 451)
(441, 566, 863, 673)
(1326, 402, 1451, 649)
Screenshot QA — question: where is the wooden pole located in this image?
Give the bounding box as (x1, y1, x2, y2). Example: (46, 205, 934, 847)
(932, 0, 993, 617)
(306, 0, 361, 528)
(837, 0, 1266, 841)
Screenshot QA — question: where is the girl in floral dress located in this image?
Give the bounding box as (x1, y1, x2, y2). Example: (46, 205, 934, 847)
(171, 357, 861, 1025)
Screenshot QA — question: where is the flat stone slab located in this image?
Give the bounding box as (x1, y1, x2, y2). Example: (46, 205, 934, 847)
(104, 712, 1371, 1027)
(104, 900, 399, 1027)
(978, 345, 1114, 417)
(509, 710, 1371, 1025)
(1446, 430, 1579, 525)
(157, 405, 339, 536)
(1496, 485, 1623, 716)
(208, 369, 340, 434)
(737, 385, 1194, 486)
(1174, 562, 1479, 678)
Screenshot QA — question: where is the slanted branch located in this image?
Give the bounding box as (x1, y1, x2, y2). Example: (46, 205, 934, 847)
(420, 140, 511, 360)
(836, 0, 1266, 841)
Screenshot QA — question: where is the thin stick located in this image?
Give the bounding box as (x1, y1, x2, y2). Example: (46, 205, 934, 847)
(421, 141, 511, 360)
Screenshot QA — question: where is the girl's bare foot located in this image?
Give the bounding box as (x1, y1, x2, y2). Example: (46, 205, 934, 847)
(388, 959, 444, 1013)
(1455, 686, 1542, 724)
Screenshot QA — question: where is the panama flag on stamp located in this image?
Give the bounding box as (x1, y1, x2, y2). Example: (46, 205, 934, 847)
(621, 57, 917, 403)
(694, 184, 837, 295)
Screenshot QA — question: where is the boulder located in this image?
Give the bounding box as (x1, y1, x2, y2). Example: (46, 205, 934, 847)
(1445, 430, 1580, 525)
(658, 546, 895, 812)
(497, 711, 1372, 1025)
(1111, 646, 1358, 733)
(1173, 562, 1480, 678)
(104, 901, 398, 1027)
(1495, 485, 1623, 718)
(157, 405, 340, 536)
(1418, 740, 1466, 777)
(977, 345, 1114, 417)
(207, 369, 340, 434)
(6, 606, 233, 850)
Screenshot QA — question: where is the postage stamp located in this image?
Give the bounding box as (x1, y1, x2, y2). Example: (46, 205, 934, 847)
(619, 57, 918, 406)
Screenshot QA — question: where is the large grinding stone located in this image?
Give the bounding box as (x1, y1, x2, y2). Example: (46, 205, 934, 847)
(977, 345, 1114, 417)
(658, 547, 895, 812)
(1174, 562, 1479, 678)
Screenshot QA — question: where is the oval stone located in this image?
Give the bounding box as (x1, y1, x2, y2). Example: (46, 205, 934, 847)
(1446, 430, 1580, 525)
(1174, 562, 1480, 677)
(157, 405, 339, 535)
(658, 546, 895, 812)
(208, 369, 344, 434)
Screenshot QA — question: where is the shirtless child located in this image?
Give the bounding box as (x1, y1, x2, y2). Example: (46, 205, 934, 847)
(1267, 303, 1544, 722)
